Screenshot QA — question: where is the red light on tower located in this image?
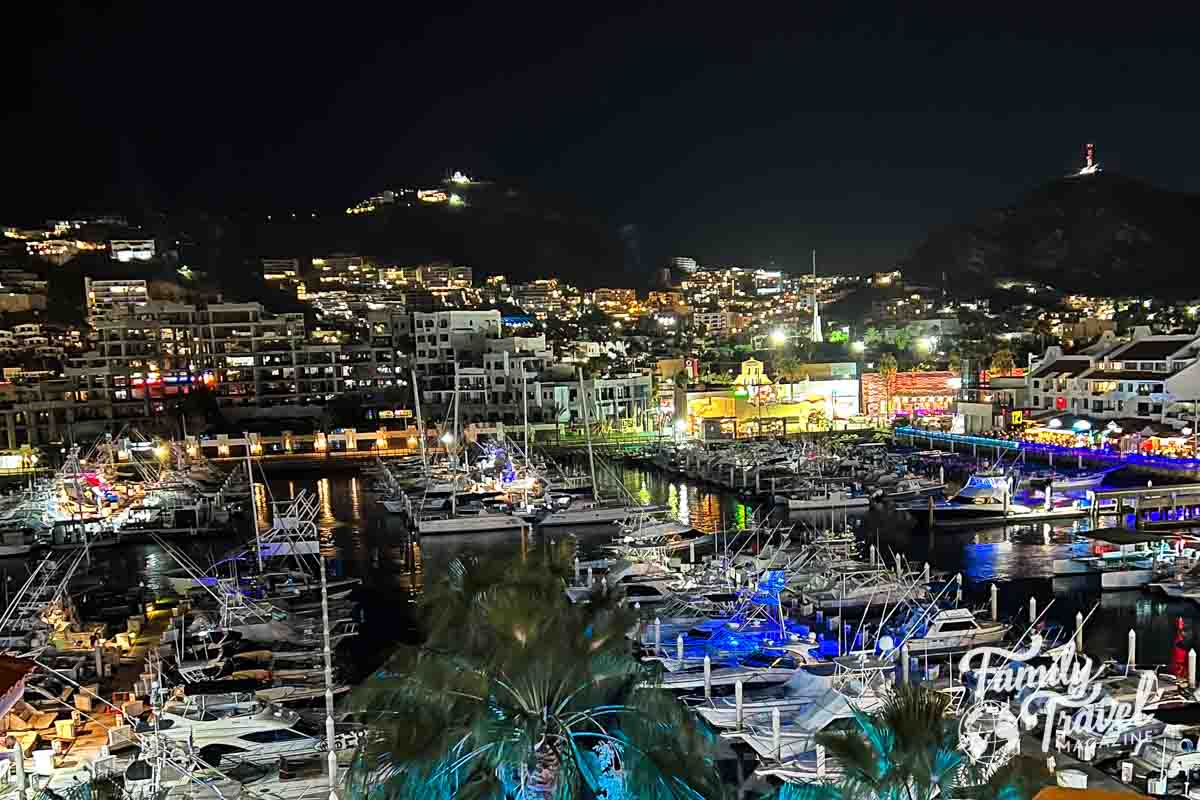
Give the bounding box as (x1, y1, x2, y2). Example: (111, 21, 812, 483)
(1085, 143, 1095, 169)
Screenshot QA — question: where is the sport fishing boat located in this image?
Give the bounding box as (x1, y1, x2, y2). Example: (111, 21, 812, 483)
(772, 486, 870, 512)
(871, 476, 945, 501)
(693, 668, 832, 729)
(883, 606, 1009, 655)
(900, 473, 1032, 525)
(417, 510, 524, 536)
(655, 652, 811, 692)
(1018, 466, 1120, 492)
(796, 567, 929, 611)
(538, 497, 654, 527)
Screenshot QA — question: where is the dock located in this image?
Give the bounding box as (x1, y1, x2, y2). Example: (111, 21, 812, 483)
(1018, 734, 1134, 794)
(1089, 483, 1200, 529)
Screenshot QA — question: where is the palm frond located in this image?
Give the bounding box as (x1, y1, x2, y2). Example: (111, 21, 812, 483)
(343, 549, 720, 800)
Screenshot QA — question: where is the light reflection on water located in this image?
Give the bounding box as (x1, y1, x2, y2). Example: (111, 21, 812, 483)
(33, 465, 1200, 671)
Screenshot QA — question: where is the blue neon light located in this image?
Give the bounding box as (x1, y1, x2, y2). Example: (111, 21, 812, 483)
(895, 426, 1200, 470)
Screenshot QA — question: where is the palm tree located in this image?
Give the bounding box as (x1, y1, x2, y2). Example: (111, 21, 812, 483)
(346, 546, 722, 800)
(879, 353, 898, 423)
(990, 349, 1016, 377)
(775, 686, 1048, 800)
(774, 356, 804, 385)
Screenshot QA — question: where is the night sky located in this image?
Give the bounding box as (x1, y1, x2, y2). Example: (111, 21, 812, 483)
(8, 3, 1200, 275)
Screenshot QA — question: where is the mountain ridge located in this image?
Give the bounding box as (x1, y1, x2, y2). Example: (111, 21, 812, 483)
(902, 172, 1200, 295)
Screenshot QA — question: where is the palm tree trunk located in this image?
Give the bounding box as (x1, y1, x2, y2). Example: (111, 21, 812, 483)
(527, 743, 561, 799)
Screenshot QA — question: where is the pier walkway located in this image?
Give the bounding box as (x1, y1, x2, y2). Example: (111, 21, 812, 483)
(895, 426, 1200, 473)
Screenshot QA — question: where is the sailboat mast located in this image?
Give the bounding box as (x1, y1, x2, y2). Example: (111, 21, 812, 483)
(453, 361, 460, 468)
(452, 362, 460, 516)
(521, 358, 530, 465)
(244, 432, 262, 571)
(578, 367, 600, 502)
(319, 542, 338, 797)
(411, 367, 428, 474)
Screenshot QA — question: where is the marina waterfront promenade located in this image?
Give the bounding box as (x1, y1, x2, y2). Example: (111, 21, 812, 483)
(894, 426, 1200, 473)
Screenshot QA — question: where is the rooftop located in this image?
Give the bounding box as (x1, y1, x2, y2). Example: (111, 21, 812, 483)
(1078, 370, 1165, 381)
(1030, 357, 1091, 379)
(1110, 337, 1195, 361)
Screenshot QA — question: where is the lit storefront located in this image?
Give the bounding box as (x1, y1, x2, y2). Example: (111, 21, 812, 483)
(1021, 416, 1196, 456)
(680, 359, 861, 440)
(862, 370, 959, 420)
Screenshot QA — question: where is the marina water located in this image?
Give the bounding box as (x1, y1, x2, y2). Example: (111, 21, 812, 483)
(16, 463, 1196, 685)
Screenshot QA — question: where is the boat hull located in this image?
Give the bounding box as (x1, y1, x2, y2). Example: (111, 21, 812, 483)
(418, 514, 523, 536)
(539, 507, 642, 527)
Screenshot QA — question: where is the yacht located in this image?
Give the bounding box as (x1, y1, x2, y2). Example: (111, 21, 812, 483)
(872, 476, 945, 501)
(655, 652, 810, 692)
(1019, 466, 1118, 492)
(693, 668, 832, 729)
(885, 606, 1009, 655)
(417, 511, 524, 536)
(538, 498, 654, 527)
(799, 568, 928, 611)
(901, 474, 1031, 525)
(723, 686, 869, 762)
(0, 530, 35, 556)
(1053, 541, 1167, 590)
(148, 701, 320, 763)
(773, 487, 870, 512)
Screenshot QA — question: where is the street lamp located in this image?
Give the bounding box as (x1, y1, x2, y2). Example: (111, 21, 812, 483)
(850, 340, 865, 354)
(770, 329, 788, 347)
(440, 432, 455, 446)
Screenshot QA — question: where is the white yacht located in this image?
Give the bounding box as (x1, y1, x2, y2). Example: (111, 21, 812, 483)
(773, 488, 869, 512)
(724, 686, 865, 762)
(886, 607, 1009, 655)
(151, 702, 320, 763)
(417, 511, 524, 536)
(539, 499, 653, 527)
(694, 668, 832, 729)
(799, 568, 928, 610)
(656, 654, 809, 692)
(902, 474, 1031, 525)
(873, 477, 945, 501)
(1019, 467, 1117, 491)
(0, 530, 34, 556)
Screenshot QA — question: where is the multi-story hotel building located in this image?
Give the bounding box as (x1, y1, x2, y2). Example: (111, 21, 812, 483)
(410, 308, 651, 428)
(67, 301, 399, 416)
(1026, 327, 1200, 428)
(84, 278, 150, 324)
